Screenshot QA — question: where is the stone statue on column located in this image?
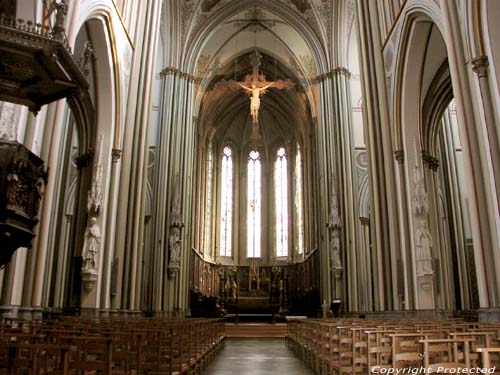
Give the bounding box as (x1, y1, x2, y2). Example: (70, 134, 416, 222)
(412, 137, 435, 308)
(327, 179, 343, 273)
(82, 217, 100, 271)
(79, 41, 94, 78)
(415, 224, 433, 276)
(413, 141, 428, 216)
(81, 134, 104, 291)
(168, 175, 184, 277)
(412, 137, 433, 276)
(168, 227, 181, 271)
(81, 216, 100, 290)
(87, 135, 104, 214)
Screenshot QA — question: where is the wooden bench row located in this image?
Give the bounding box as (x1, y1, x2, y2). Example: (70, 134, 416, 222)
(0, 317, 225, 375)
(286, 318, 500, 374)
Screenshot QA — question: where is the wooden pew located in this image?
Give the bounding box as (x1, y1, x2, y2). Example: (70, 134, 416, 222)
(477, 347, 500, 371)
(420, 338, 476, 373)
(0, 317, 225, 375)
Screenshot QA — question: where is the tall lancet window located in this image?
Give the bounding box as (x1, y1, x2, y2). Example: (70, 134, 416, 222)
(295, 146, 305, 255)
(220, 146, 233, 257)
(247, 150, 262, 258)
(275, 147, 288, 257)
(204, 144, 214, 256)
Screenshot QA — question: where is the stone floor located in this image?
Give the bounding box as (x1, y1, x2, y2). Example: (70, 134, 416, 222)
(203, 338, 314, 375)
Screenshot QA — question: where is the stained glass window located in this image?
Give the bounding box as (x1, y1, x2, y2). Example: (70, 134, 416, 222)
(275, 147, 288, 257)
(204, 143, 213, 256)
(295, 146, 305, 255)
(247, 150, 262, 258)
(220, 146, 233, 257)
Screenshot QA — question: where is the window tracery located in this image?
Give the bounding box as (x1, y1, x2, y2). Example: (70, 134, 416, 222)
(220, 146, 233, 257)
(275, 147, 288, 257)
(295, 146, 305, 255)
(247, 150, 262, 258)
(204, 143, 213, 255)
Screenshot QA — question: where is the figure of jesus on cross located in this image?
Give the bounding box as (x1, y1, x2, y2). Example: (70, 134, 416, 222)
(240, 80, 273, 123)
(216, 50, 294, 127)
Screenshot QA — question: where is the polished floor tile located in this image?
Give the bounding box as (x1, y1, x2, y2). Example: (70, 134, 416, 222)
(203, 338, 314, 375)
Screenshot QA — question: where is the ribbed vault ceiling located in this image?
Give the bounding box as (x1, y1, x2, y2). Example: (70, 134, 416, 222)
(196, 5, 316, 150)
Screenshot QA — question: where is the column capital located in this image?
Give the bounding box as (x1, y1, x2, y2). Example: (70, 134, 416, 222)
(422, 150, 440, 171)
(160, 66, 197, 82)
(75, 151, 94, 169)
(394, 150, 404, 164)
(471, 56, 489, 78)
(112, 148, 122, 162)
(315, 67, 352, 83)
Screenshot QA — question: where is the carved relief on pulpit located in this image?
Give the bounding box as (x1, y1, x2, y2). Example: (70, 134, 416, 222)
(0, 143, 47, 267)
(5, 146, 47, 217)
(0, 0, 16, 17)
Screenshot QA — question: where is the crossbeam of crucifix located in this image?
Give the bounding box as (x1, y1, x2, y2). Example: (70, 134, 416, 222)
(215, 51, 294, 133)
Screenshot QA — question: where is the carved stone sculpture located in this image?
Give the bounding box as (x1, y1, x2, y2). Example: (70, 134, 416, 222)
(168, 175, 184, 277)
(170, 176, 182, 227)
(79, 41, 94, 77)
(330, 236, 342, 270)
(87, 135, 104, 214)
(81, 216, 100, 291)
(415, 224, 433, 276)
(327, 181, 343, 271)
(82, 217, 100, 272)
(412, 139, 433, 274)
(168, 227, 181, 272)
(412, 138, 428, 216)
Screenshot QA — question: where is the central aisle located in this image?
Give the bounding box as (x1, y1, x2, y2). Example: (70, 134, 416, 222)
(203, 339, 315, 375)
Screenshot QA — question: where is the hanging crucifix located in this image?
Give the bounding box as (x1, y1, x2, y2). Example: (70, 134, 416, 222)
(215, 50, 294, 139)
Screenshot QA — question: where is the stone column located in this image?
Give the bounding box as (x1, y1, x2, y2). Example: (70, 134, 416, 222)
(151, 67, 195, 314)
(394, 150, 413, 309)
(440, 0, 500, 306)
(315, 77, 334, 305)
(412, 140, 435, 309)
(356, 0, 401, 310)
(314, 65, 359, 309)
(30, 101, 67, 307)
(331, 69, 358, 309)
(440, 110, 472, 309)
(111, 0, 162, 311)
